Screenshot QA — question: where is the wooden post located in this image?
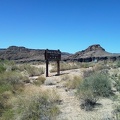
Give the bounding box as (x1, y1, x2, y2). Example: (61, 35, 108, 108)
(46, 60, 49, 77)
(57, 60, 60, 75)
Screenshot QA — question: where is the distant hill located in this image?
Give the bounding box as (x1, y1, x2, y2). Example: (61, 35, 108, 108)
(65, 44, 120, 62)
(0, 46, 71, 63)
(0, 45, 120, 63)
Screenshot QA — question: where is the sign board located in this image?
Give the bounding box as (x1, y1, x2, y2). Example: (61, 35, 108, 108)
(45, 49, 61, 61)
(44, 49, 61, 77)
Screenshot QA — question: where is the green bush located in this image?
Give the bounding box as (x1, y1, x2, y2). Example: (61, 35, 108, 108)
(91, 72, 111, 97)
(77, 72, 112, 111)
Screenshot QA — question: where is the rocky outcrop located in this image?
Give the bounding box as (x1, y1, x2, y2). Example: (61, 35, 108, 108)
(65, 44, 120, 62)
(0, 46, 71, 63)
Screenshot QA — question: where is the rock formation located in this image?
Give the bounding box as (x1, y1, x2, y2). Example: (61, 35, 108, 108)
(65, 44, 120, 62)
(0, 46, 71, 63)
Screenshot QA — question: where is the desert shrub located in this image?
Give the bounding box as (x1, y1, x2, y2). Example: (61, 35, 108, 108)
(92, 73, 111, 97)
(65, 76, 82, 89)
(50, 62, 80, 72)
(77, 77, 98, 111)
(80, 63, 90, 68)
(77, 72, 112, 111)
(112, 96, 120, 120)
(61, 74, 70, 81)
(114, 75, 120, 92)
(116, 61, 120, 68)
(0, 91, 13, 116)
(93, 63, 107, 71)
(13, 64, 45, 76)
(33, 76, 46, 86)
(44, 79, 57, 85)
(21, 76, 30, 83)
(13, 90, 60, 120)
(20, 65, 44, 76)
(0, 62, 6, 73)
(0, 84, 13, 94)
(80, 62, 95, 68)
(83, 69, 95, 78)
(0, 71, 25, 91)
(79, 90, 98, 111)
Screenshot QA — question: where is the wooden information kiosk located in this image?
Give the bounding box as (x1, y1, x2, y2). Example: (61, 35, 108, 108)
(44, 49, 61, 77)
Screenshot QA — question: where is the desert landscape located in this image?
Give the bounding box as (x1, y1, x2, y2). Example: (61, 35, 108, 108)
(1, 0, 120, 119)
(0, 44, 120, 120)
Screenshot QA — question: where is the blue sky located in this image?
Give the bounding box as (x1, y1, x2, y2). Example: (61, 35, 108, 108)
(0, 0, 120, 53)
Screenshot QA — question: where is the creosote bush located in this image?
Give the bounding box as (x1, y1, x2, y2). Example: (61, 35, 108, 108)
(77, 72, 112, 111)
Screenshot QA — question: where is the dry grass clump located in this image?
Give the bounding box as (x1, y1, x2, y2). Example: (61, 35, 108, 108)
(0, 71, 26, 119)
(113, 75, 120, 92)
(0, 73, 26, 119)
(44, 79, 57, 85)
(61, 74, 70, 81)
(65, 75, 82, 89)
(83, 69, 95, 78)
(50, 62, 80, 72)
(80, 62, 92, 68)
(112, 96, 120, 120)
(19, 64, 45, 77)
(93, 62, 110, 71)
(11, 64, 45, 77)
(11, 86, 60, 120)
(0, 62, 6, 73)
(113, 60, 120, 68)
(33, 76, 46, 86)
(0, 71, 25, 93)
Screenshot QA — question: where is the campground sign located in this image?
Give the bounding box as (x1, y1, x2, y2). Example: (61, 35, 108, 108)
(44, 49, 61, 77)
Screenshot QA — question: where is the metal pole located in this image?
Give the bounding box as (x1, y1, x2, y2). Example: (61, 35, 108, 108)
(46, 60, 49, 77)
(57, 60, 60, 75)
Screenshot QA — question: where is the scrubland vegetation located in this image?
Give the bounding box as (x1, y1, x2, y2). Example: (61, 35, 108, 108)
(0, 60, 120, 120)
(52, 60, 120, 119)
(0, 60, 60, 120)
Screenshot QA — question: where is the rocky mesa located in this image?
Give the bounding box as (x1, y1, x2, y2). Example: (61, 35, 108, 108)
(65, 44, 120, 62)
